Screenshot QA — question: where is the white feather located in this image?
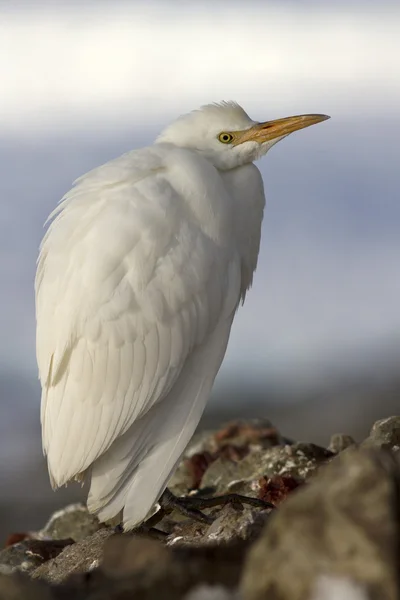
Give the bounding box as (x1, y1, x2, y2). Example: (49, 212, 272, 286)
(36, 102, 268, 527)
(88, 316, 234, 528)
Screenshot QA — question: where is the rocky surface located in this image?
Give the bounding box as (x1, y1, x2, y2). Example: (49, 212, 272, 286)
(0, 416, 399, 599)
(361, 415, 400, 450)
(32, 528, 114, 584)
(0, 538, 74, 576)
(241, 447, 400, 600)
(39, 503, 103, 542)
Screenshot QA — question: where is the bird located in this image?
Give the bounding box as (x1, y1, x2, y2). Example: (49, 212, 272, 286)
(35, 101, 329, 531)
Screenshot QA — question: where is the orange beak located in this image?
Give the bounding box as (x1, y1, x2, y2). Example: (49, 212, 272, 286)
(234, 114, 330, 145)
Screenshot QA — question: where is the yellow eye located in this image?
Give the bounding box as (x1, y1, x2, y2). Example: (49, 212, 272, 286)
(218, 132, 234, 144)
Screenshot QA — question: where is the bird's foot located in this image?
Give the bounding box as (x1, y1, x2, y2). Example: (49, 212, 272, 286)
(158, 488, 275, 525)
(113, 489, 274, 537)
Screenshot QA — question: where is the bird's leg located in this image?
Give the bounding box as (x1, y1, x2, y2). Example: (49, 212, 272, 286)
(159, 488, 274, 524)
(159, 488, 214, 524)
(113, 490, 274, 537)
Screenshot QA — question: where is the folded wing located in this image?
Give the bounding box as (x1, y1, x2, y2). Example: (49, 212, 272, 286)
(36, 145, 241, 490)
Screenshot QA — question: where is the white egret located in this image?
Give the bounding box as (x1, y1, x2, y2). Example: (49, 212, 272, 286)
(36, 102, 329, 530)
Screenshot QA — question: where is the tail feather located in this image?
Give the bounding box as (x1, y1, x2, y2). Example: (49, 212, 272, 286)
(87, 317, 232, 529)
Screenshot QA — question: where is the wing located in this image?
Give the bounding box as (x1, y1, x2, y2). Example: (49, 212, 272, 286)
(36, 144, 241, 487)
(88, 315, 234, 528)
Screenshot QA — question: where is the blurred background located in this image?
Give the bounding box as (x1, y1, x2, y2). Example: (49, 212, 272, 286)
(1, 0, 400, 539)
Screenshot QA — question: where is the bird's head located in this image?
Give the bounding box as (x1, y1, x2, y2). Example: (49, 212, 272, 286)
(156, 101, 329, 171)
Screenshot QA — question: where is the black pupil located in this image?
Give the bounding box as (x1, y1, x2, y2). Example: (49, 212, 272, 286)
(223, 135, 229, 141)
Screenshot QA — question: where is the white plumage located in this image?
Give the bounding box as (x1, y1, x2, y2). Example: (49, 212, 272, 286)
(35, 102, 328, 529)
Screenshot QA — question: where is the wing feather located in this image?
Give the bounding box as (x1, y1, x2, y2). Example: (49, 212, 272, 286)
(88, 315, 234, 528)
(36, 144, 240, 488)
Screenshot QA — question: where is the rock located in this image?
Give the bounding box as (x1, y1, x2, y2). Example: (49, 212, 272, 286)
(0, 538, 74, 575)
(361, 416, 400, 450)
(32, 528, 113, 584)
(4, 417, 400, 599)
(0, 572, 54, 599)
(39, 503, 102, 542)
(102, 534, 171, 579)
(163, 516, 208, 544)
(308, 574, 369, 600)
(328, 433, 356, 453)
(4, 534, 33, 548)
(241, 447, 400, 600)
(170, 541, 248, 593)
(184, 585, 240, 599)
(170, 441, 330, 530)
(29, 529, 252, 598)
(257, 475, 300, 506)
(11, 417, 400, 600)
(100, 533, 250, 596)
(169, 419, 282, 495)
(162, 502, 271, 547)
(0, 503, 103, 580)
(204, 505, 269, 545)
(201, 442, 332, 497)
(200, 458, 250, 496)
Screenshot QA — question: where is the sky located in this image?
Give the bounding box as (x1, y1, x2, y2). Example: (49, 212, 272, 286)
(1, 0, 400, 399)
(1, 1, 400, 528)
